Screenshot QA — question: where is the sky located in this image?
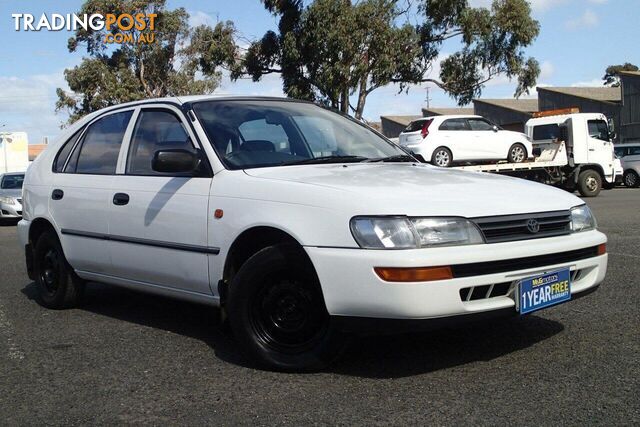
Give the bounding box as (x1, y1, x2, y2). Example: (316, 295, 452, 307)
(0, 0, 637, 144)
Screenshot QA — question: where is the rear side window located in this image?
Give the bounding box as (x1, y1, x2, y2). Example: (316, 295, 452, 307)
(405, 120, 427, 132)
(439, 119, 469, 131)
(532, 124, 561, 141)
(53, 128, 84, 173)
(69, 111, 133, 175)
(127, 110, 196, 176)
(628, 146, 640, 156)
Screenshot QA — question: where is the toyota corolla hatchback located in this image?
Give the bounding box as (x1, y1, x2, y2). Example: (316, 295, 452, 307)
(19, 96, 607, 371)
(398, 115, 533, 167)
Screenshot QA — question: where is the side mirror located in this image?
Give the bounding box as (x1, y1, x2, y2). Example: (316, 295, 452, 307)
(152, 149, 199, 174)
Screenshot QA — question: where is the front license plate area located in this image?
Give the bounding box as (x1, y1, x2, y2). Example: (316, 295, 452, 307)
(518, 268, 571, 314)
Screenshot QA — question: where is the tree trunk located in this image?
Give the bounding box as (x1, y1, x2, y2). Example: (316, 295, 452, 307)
(354, 77, 368, 120)
(340, 88, 349, 115)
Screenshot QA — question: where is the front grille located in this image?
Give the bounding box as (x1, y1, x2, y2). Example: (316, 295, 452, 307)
(472, 210, 572, 243)
(452, 246, 600, 278)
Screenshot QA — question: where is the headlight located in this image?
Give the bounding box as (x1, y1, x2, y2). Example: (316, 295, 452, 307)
(570, 205, 596, 232)
(350, 216, 485, 249)
(0, 196, 15, 205)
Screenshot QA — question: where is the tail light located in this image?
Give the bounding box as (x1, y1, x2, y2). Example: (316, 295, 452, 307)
(421, 119, 433, 139)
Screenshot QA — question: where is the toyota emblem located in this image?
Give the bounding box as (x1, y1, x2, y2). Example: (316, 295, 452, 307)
(527, 219, 540, 234)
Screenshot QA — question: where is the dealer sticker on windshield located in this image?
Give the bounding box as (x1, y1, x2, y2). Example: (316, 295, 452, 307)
(518, 268, 571, 314)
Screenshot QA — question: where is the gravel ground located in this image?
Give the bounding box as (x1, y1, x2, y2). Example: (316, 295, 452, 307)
(0, 188, 638, 425)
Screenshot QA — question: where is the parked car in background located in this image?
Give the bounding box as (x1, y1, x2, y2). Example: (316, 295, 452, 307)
(19, 97, 607, 371)
(398, 115, 533, 167)
(0, 172, 24, 220)
(614, 143, 640, 160)
(622, 155, 640, 188)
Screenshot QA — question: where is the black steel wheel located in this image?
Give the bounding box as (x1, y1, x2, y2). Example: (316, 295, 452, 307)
(33, 229, 84, 309)
(227, 244, 346, 371)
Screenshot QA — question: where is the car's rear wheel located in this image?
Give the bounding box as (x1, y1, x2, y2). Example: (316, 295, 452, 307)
(33, 230, 84, 309)
(624, 170, 640, 188)
(431, 147, 452, 167)
(227, 244, 346, 372)
(508, 143, 527, 163)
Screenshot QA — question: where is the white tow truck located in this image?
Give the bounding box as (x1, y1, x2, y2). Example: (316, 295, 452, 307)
(452, 110, 617, 197)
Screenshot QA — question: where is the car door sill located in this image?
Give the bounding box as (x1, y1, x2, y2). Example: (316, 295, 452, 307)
(75, 270, 220, 307)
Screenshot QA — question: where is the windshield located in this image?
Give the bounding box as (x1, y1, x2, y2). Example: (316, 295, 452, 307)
(0, 174, 24, 189)
(192, 100, 407, 169)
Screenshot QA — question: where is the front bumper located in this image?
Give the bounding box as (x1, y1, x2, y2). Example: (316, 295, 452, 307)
(305, 230, 607, 320)
(0, 201, 22, 218)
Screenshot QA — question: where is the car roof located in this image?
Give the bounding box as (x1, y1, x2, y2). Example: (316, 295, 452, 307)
(410, 115, 482, 123)
(615, 143, 640, 147)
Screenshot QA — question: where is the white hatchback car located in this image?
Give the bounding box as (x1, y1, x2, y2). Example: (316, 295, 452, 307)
(19, 97, 607, 371)
(399, 115, 533, 167)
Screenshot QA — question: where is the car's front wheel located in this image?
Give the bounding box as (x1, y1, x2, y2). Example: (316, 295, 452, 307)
(33, 230, 85, 309)
(624, 170, 640, 188)
(508, 143, 527, 163)
(227, 244, 346, 372)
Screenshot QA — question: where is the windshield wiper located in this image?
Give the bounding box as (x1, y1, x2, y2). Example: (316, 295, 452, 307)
(282, 155, 368, 165)
(365, 154, 416, 163)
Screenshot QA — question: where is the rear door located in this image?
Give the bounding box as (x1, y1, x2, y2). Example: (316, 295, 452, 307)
(50, 109, 134, 274)
(107, 106, 214, 295)
(438, 118, 473, 160)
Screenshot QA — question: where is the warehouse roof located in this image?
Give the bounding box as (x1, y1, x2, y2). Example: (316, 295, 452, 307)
(422, 107, 474, 116)
(537, 87, 621, 103)
(473, 98, 539, 113)
(380, 115, 423, 126)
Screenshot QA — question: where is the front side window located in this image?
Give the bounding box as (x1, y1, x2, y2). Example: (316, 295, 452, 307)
(628, 146, 640, 155)
(0, 174, 24, 189)
(193, 100, 405, 169)
(127, 110, 196, 175)
(467, 118, 494, 131)
(439, 119, 469, 131)
(587, 120, 609, 142)
(69, 111, 133, 174)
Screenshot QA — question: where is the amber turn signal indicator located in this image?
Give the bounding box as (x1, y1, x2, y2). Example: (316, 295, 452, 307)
(374, 266, 453, 283)
(214, 209, 224, 219)
(597, 243, 606, 256)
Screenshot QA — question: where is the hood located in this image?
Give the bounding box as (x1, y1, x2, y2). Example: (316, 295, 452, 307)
(0, 189, 22, 199)
(244, 163, 584, 217)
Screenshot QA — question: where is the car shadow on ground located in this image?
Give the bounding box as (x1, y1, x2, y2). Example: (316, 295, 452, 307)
(21, 281, 564, 378)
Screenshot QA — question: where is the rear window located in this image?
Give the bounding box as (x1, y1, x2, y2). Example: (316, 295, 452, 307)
(405, 120, 427, 133)
(532, 124, 561, 141)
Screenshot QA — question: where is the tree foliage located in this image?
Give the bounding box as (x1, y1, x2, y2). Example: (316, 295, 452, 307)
(603, 63, 639, 87)
(212, 0, 540, 119)
(56, 0, 238, 124)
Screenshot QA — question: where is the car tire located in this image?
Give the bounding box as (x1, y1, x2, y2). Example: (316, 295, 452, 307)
(624, 170, 640, 188)
(508, 143, 527, 163)
(431, 147, 453, 167)
(577, 169, 602, 197)
(33, 230, 85, 309)
(227, 243, 347, 372)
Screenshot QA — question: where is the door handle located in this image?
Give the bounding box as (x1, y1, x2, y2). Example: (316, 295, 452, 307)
(113, 193, 130, 206)
(51, 189, 64, 200)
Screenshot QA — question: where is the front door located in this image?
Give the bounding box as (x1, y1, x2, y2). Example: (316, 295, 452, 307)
(107, 107, 213, 295)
